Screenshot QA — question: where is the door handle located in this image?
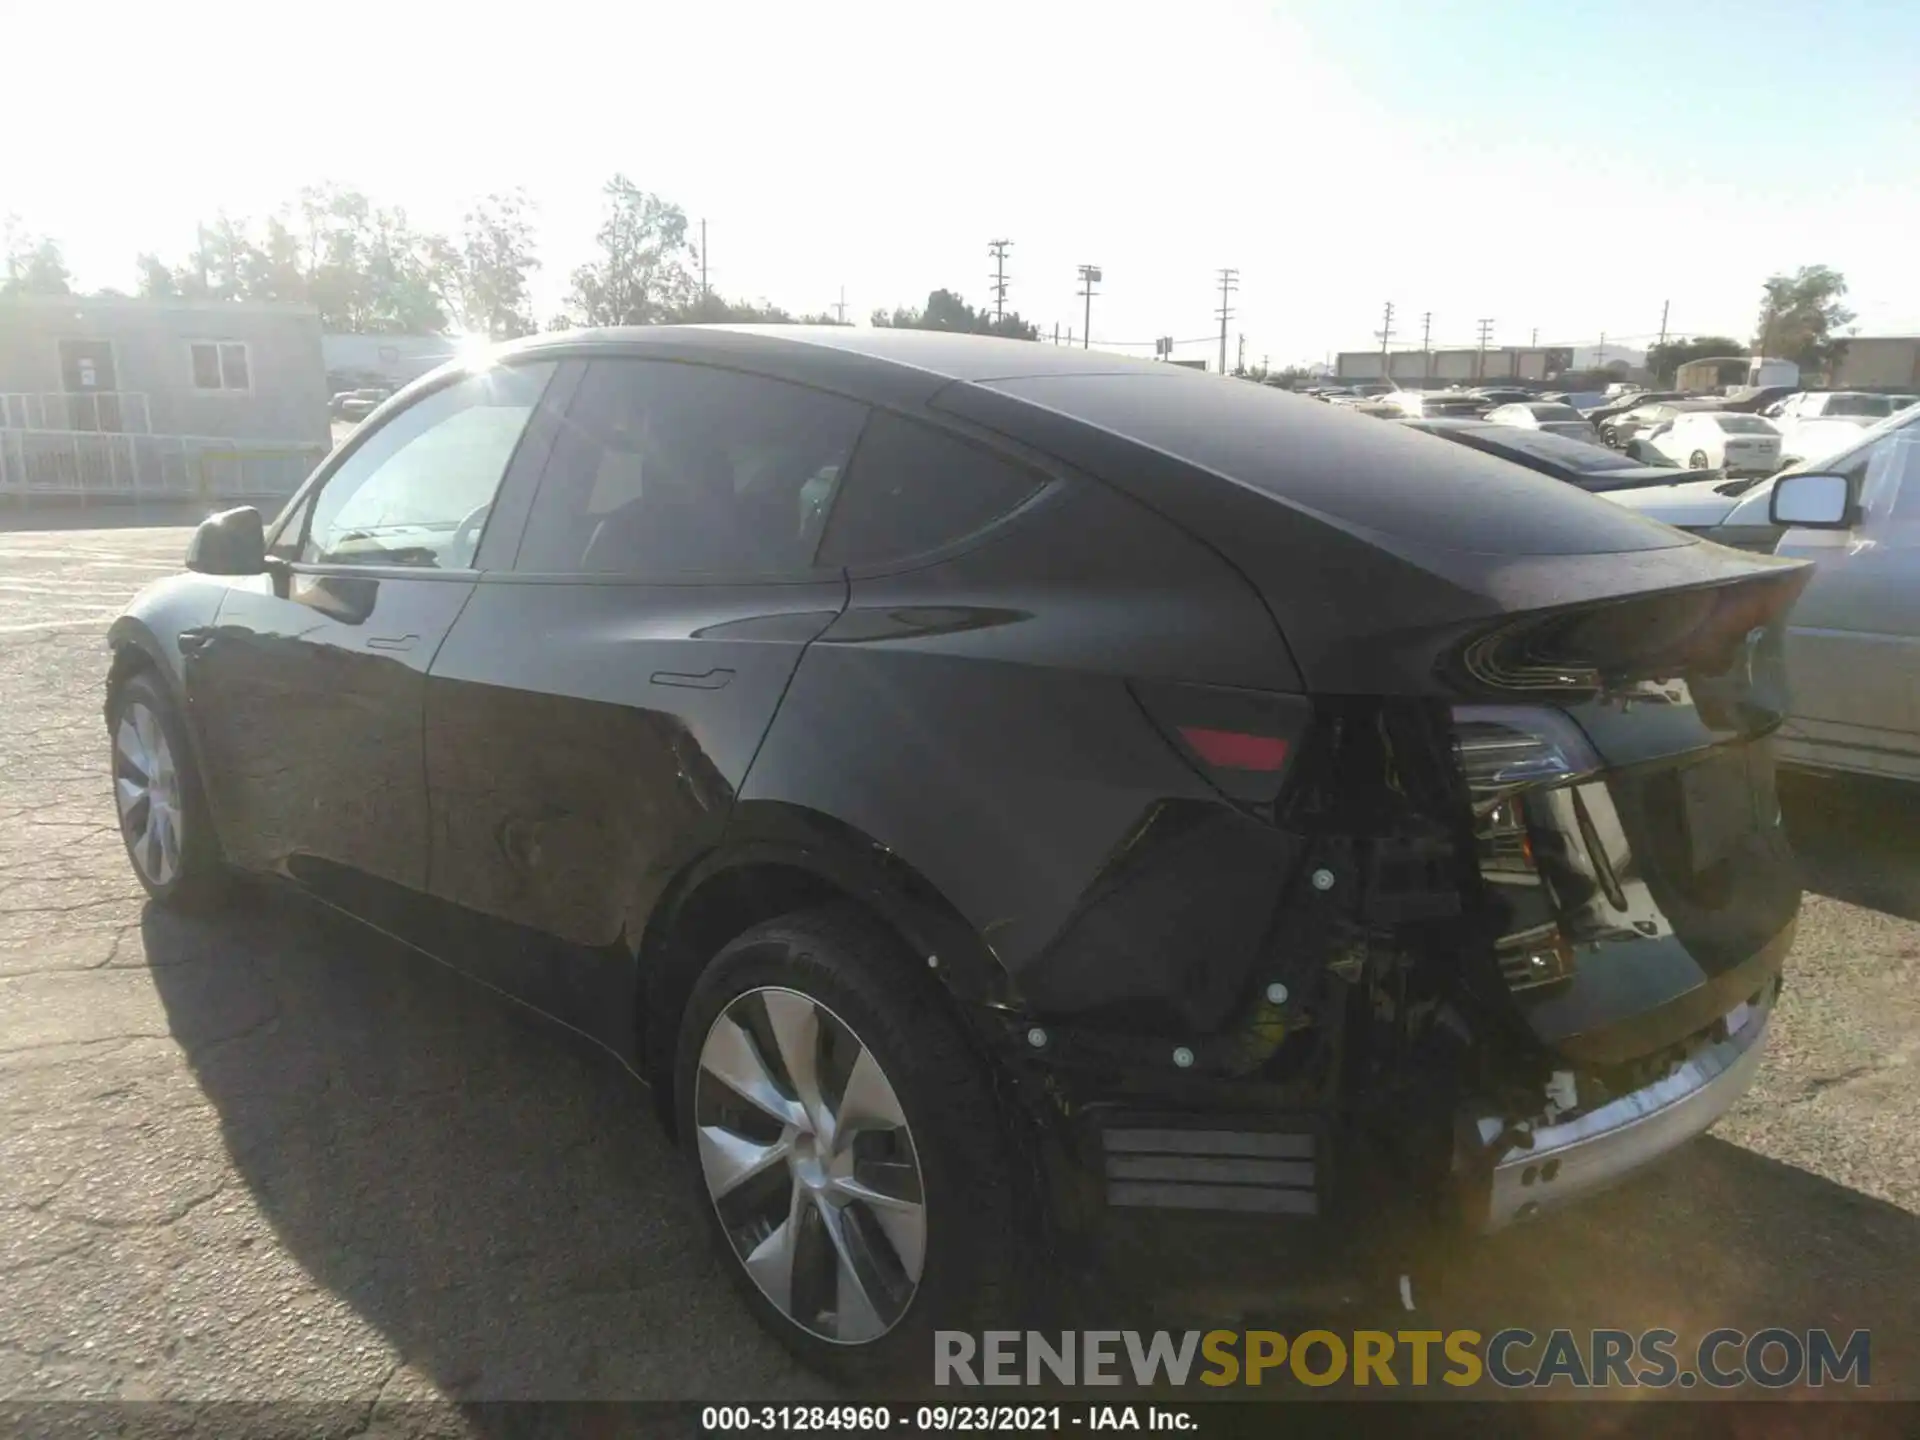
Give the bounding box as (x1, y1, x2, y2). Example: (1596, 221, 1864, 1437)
(651, 667, 735, 690)
(177, 632, 213, 656)
(365, 634, 418, 652)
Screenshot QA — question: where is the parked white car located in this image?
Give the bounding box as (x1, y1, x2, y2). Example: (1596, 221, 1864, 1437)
(1483, 402, 1599, 442)
(1640, 411, 1782, 476)
(1766, 390, 1905, 466)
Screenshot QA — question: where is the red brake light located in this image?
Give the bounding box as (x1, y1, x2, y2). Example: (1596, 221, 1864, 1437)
(1177, 726, 1291, 772)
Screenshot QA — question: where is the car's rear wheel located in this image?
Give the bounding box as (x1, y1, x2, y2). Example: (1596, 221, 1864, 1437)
(108, 671, 226, 909)
(676, 904, 1022, 1383)
(1689, 450, 1710, 470)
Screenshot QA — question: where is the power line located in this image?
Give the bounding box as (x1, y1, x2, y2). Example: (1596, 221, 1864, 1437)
(1077, 264, 1102, 351)
(1216, 267, 1239, 375)
(987, 239, 1012, 325)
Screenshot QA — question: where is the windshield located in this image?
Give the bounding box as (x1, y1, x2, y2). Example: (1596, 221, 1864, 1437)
(1714, 415, 1778, 434)
(1530, 404, 1581, 419)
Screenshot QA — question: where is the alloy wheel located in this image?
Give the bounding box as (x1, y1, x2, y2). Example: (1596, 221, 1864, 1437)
(694, 986, 927, 1344)
(114, 700, 181, 887)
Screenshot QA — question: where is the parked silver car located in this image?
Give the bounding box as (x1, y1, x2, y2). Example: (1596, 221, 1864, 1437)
(1605, 406, 1920, 783)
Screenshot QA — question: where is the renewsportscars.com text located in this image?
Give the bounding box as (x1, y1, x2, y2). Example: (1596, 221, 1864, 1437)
(933, 1328, 1870, 1390)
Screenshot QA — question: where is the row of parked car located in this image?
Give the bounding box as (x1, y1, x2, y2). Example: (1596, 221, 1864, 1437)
(1318, 379, 1918, 483)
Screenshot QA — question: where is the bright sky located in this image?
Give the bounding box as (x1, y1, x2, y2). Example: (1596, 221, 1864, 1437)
(6, 0, 1916, 368)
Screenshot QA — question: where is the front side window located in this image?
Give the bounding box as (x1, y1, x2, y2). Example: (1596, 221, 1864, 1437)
(301, 362, 554, 569)
(514, 359, 867, 576)
(189, 341, 251, 392)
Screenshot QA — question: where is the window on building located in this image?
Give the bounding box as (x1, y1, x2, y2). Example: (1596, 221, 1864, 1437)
(514, 359, 869, 576)
(189, 341, 252, 393)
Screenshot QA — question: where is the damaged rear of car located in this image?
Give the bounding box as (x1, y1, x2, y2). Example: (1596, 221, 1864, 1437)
(928, 366, 1806, 1245)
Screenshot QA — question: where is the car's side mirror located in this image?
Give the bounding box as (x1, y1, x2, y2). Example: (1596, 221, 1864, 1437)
(1769, 472, 1851, 529)
(185, 506, 268, 575)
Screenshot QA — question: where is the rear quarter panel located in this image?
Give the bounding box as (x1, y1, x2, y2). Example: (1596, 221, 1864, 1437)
(740, 473, 1306, 1029)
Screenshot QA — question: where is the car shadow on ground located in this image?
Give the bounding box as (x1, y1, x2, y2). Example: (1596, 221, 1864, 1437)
(141, 883, 1920, 1410)
(1782, 771, 1920, 924)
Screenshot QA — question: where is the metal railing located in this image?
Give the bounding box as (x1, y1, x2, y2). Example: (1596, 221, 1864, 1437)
(0, 428, 325, 503)
(0, 391, 154, 434)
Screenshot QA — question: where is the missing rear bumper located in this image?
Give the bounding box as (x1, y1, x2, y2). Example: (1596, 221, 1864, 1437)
(1462, 990, 1773, 1232)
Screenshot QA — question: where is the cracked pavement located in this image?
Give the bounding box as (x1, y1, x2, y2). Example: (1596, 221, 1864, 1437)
(0, 510, 1917, 1430)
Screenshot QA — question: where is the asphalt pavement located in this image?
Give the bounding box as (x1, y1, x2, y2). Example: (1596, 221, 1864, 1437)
(1, 511, 1916, 1430)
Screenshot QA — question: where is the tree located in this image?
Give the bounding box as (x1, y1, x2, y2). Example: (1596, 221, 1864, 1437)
(1755, 265, 1854, 376)
(134, 253, 178, 298)
(2, 217, 73, 297)
(563, 175, 697, 327)
(871, 288, 1038, 340)
(139, 186, 460, 333)
(1644, 335, 1745, 385)
(669, 292, 796, 324)
(451, 191, 540, 339)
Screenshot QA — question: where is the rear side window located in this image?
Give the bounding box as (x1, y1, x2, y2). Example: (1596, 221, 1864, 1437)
(817, 413, 1043, 567)
(514, 359, 867, 576)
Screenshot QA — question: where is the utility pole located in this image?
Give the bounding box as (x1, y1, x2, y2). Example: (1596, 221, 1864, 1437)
(987, 239, 1012, 325)
(1236, 333, 1246, 375)
(831, 287, 848, 325)
(1375, 300, 1395, 381)
(1595, 331, 1607, 371)
(1216, 267, 1240, 375)
(700, 219, 709, 301)
(1530, 327, 1538, 348)
(1421, 311, 1433, 380)
(1052, 321, 1060, 347)
(1657, 300, 1670, 349)
(1076, 265, 1101, 350)
(1475, 318, 1495, 380)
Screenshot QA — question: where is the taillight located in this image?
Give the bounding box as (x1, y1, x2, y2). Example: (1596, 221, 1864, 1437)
(1453, 706, 1602, 993)
(1451, 705, 1601, 813)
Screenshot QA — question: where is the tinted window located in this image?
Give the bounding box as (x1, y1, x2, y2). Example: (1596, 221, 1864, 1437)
(515, 360, 866, 576)
(303, 362, 554, 569)
(1713, 415, 1776, 434)
(1528, 404, 1581, 420)
(817, 412, 1043, 567)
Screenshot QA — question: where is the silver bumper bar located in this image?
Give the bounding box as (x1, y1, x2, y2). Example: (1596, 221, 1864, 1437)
(1465, 992, 1773, 1232)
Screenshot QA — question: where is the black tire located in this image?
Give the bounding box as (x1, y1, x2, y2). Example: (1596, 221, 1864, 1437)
(107, 670, 227, 910)
(1603, 426, 1621, 448)
(675, 903, 1023, 1385)
(1689, 450, 1710, 470)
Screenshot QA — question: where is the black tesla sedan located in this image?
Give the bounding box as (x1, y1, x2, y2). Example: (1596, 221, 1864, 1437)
(107, 327, 1809, 1380)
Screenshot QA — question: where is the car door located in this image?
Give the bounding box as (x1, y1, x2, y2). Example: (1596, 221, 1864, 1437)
(188, 360, 559, 902)
(1646, 415, 1684, 465)
(420, 356, 868, 1049)
(1775, 411, 1920, 779)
